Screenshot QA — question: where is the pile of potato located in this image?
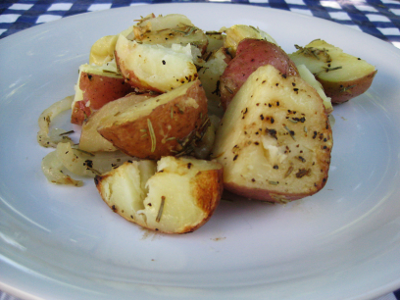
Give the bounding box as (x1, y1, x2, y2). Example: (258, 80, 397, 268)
(38, 13, 376, 233)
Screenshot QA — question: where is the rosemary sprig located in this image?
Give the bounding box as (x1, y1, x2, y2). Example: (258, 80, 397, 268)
(147, 119, 156, 153)
(156, 196, 166, 223)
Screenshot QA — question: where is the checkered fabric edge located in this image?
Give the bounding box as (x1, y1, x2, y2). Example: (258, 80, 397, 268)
(0, 0, 400, 48)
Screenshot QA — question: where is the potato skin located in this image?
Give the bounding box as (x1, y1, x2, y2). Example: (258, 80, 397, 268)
(224, 177, 327, 202)
(94, 157, 224, 234)
(189, 167, 224, 231)
(220, 38, 298, 109)
(71, 100, 92, 125)
(79, 71, 135, 110)
(212, 64, 332, 203)
(71, 71, 136, 125)
(98, 80, 208, 160)
(79, 93, 154, 152)
(320, 70, 377, 104)
(289, 39, 377, 104)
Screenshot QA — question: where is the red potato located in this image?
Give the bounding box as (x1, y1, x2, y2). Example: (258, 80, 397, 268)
(95, 156, 224, 234)
(212, 64, 332, 203)
(71, 100, 92, 126)
(128, 14, 209, 55)
(79, 93, 154, 152)
(222, 24, 277, 57)
(289, 39, 377, 104)
(115, 35, 198, 93)
(79, 71, 134, 110)
(220, 38, 298, 110)
(97, 79, 209, 160)
(70, 63, 136, 125)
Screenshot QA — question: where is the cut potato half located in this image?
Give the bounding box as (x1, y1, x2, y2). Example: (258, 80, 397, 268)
(115, 35, 198, 93)
(71, 61, 135, 125)
(97, 79, 209, 159)
(212, 64, 332, 203)
(79, 93, 154, 152)
(127, 13, 208, 54)
(220, 38, 298, 110)
(95, 156, 224, 234)
(221, 24, 277, 56)
(289, 39, 377, 104)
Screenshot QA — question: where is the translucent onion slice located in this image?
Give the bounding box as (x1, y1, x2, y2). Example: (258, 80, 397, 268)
(37, 95, 74, 148)
(56, 142, 134, 178)
(41, 150, 83, 187)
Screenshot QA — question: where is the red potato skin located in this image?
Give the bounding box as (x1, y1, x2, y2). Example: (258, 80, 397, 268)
(70, 72, 138, 125)
(321, 70, 377, 104)
(98, 80, 209, 160)
(220, 38, 299, 110)
(71, 100, 92, 125)
(223, 174, 328, 203)
(80, 71, 136, 109)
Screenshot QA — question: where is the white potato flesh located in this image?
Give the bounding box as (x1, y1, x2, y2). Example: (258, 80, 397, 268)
(128, 14, 207, 52)
(96, 160, 157, 225)
(95, 157, 223, 233)
(212, 64, 332, 202)
(134, 14, 194, 33)
(289, 39, 376, 82)
(221, 24, 277, 55)
(115, 35, 198, 92)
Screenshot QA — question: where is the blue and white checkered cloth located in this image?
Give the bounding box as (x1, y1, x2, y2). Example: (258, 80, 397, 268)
(1, 0, 400, 49)
(0, 0, 400, 299)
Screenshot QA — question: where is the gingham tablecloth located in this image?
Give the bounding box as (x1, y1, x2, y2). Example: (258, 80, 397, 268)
(1, 0, 400, 299)
(1, 0, 400, 48)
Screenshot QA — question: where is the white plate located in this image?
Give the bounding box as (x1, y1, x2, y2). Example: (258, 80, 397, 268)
(1, 3, 400, 300)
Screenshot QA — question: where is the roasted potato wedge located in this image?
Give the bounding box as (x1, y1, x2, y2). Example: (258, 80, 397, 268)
(97, 79, 209, 159)
(79, 93, 154, 152)
(95, 156, 224, 234)
(127, 13, 208, 54)
(289, 39, 377, 104)
(220, 38, 298, 110)
(212, 64, 332, 203)
(221, 24, 277, 56)
(71, 62, 135, 125)
(115, 35, 198, 93)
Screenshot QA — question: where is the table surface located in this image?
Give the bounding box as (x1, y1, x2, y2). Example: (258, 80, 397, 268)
(0, 0, 400, 299)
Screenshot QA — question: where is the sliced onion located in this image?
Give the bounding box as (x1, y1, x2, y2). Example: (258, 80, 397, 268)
(37, 95, 74, 148)
(56, 142, 135, 178)
(41, 150, 83, 187)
